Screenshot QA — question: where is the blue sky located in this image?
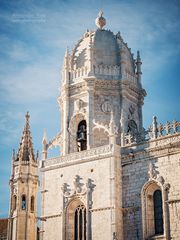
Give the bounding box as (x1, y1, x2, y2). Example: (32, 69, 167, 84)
(0, 0, 180, 217)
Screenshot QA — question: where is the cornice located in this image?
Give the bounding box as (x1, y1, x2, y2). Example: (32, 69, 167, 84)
(121, 139, 180, 166)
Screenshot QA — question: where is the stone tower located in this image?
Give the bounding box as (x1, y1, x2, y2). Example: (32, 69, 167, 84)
(40, 12, 146, 240)
(8, 112, 38, 240)
(40, 12, 180, 240)
(58, 11, 146, 156)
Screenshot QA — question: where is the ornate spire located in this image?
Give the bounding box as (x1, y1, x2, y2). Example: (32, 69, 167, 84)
(17, 112, 35, 161)
(95, 11, 106, 29)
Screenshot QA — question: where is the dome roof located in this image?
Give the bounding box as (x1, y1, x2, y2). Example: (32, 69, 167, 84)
(68, 13, 136, 81)
(93, 29, 119, 66)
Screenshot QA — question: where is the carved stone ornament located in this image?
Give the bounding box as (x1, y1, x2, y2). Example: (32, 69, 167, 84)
(75, 99, 84, 111)
(13, 187, 17, 195)
(101, 101, 111, 113)
(148, 163, 158, 180)
(61, 175, 91, 198)
(48, 132, 63, 149)
(129, 105, 135, 116)
(93, 111, 118, 136)
(148, 163, 166, 186)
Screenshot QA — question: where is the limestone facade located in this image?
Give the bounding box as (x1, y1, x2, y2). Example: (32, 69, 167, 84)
(39, 12, 180, 240)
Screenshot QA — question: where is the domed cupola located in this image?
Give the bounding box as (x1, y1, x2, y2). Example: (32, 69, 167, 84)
(59, 11, 146, 155)
(62, 11, 142, 86)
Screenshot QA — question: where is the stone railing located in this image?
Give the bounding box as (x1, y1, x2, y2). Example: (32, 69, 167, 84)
(70, 66, 89, 80)
(44, 145, 112, 167)
(122, 72, 138, 85)
(123, 117, 180, 146)
(93, 64, 120, 76)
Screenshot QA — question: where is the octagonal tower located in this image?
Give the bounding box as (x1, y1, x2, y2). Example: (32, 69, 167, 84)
(58, 12, 146, 155)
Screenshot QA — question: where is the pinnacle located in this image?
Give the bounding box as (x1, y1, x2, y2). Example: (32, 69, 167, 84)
(16, 112, 35, 162)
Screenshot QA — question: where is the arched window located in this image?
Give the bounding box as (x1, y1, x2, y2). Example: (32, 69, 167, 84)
(74, 205, 86, 240)
(77, 120, 87, 151)
(31, 196, 35, 212)
(142, 182, 164, 239)
(66, 200, 87, 239)
(22, 195, 26, 210)
(153, 190, 164, 235)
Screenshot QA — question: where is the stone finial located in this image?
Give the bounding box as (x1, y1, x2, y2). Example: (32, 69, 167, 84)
(65, 47, 69, 57)
(152, 116, 158, 138)
(137, 50, 141, 61)
(42, 128, 47, 145)
(95, 11, 106, 29)
(12, 149, 15, 161)
(42, 128, 48, 159)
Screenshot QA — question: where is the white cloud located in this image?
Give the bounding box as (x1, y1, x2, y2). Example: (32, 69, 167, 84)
(1, 59, 60, 103)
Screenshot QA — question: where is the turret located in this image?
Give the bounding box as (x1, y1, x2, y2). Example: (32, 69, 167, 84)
(42, 129, 48, 160)
(7, 112, 38, 240)
(62, 47, 70, 85)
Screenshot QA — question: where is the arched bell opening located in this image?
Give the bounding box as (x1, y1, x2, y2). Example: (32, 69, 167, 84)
(77, 120, 87, 151)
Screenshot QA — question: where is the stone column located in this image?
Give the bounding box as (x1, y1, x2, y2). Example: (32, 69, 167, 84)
(109, 145, 123, 240)
(62, 86, 69, 155)
(85, 78, 95, 150)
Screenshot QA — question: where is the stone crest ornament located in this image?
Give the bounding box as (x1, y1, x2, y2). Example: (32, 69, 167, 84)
(148, 163, 165, 185)
(61, 175, 89, 198)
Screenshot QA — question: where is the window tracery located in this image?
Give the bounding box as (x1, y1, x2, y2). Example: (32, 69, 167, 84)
(74, 204, 86, 240)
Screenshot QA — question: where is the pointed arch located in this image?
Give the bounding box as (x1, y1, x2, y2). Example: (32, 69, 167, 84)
(65, 198, 87, 240)
(69, 113, 86, 153)
(141, 179, 165, 239)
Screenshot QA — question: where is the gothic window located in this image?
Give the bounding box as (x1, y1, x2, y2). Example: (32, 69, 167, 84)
(31, 196, 35, 212)
(142, 183, 164, 239)
(153, 190, 164, 235)
(22, 195, 26, 210)
(77, 120, 87, 151)
(74, 205, 86, 240)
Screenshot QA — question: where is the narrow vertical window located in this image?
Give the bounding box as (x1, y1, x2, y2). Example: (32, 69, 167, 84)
(22, 195, 26, 210)
(74, 209, 78, 240)
(153, 190, 164, 235)
(74, 205, 86, 240)
(31, 196, 35, 212)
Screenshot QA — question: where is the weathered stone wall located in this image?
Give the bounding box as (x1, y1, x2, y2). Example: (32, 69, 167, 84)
(122, 137, 180, 240)
(41, 145, 123, 240)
